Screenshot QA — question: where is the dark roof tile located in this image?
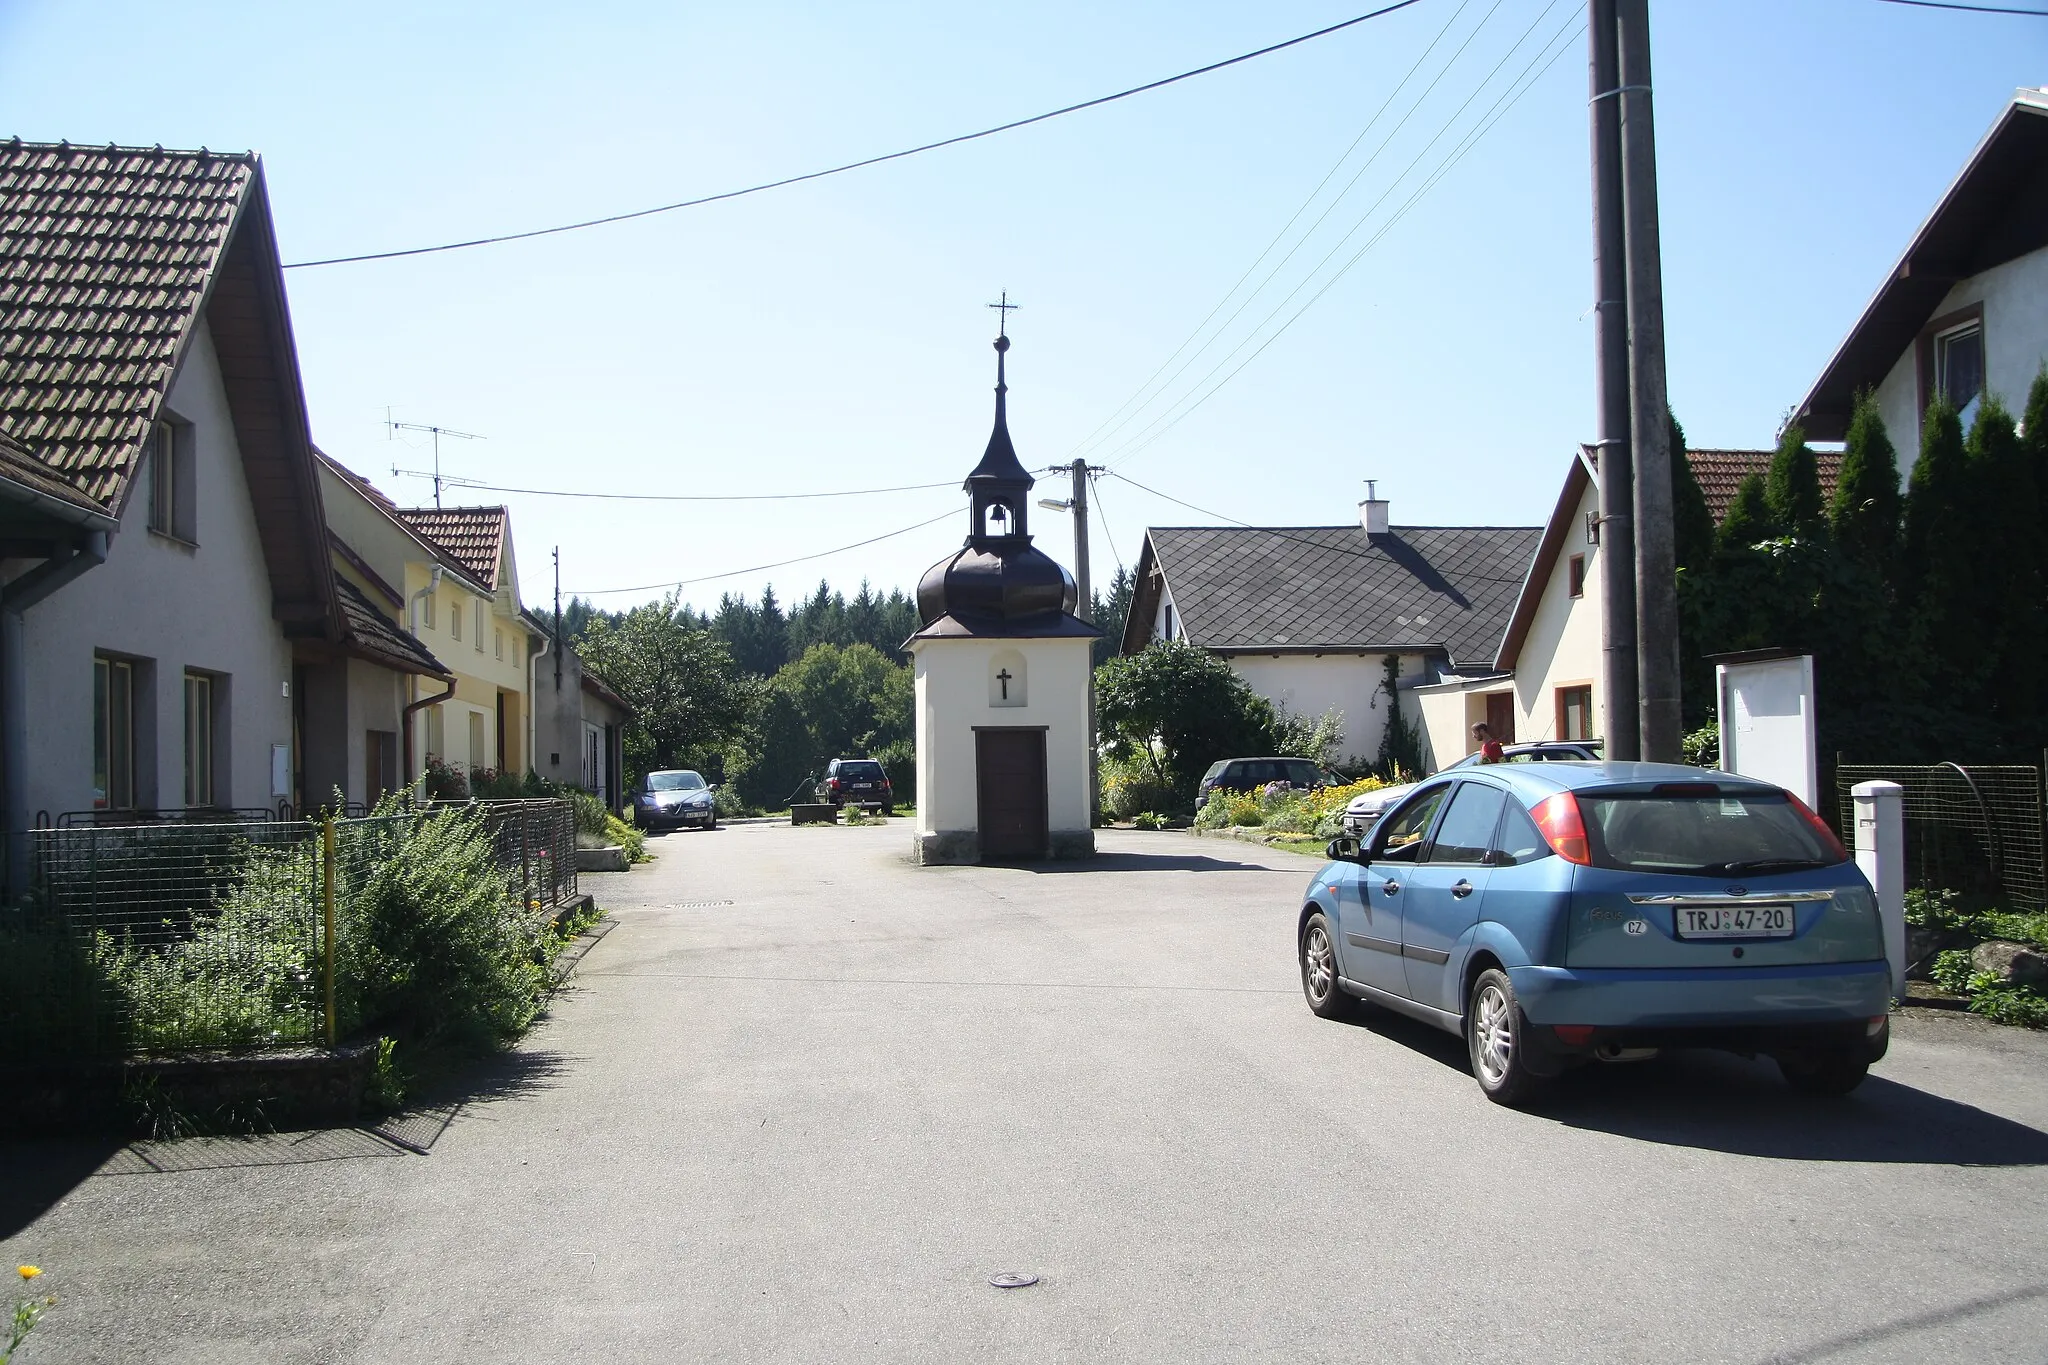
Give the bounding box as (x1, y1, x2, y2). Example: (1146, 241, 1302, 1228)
(397, 506, 507, 589)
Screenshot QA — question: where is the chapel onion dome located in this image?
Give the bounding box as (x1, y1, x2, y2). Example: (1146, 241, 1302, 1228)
(916, 334, 1080, 627)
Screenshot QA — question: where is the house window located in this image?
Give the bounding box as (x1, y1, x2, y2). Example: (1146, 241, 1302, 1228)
(147, 418, 196, 542)
(423, 593, 436, 630)
(494, 628, 504, 661)
(468, 710, 488, 772)
(1556, 685, 1595, 742)
(183, 672, 215, 807)
(425, 704, 445, 761)
(94, 656, 136, 809)
(451, 597, 462, 642)
(1567, 554, 1586, 599)
(1935, 320, 1985, 428)
(474, 601, 485, 652)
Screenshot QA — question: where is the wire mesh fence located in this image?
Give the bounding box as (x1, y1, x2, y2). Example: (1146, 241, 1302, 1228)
(4, 798, 581, 1062)
(1835, 762, 2044, 909)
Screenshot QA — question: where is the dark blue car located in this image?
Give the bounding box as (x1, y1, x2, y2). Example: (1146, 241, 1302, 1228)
(1298, 761, 1891, 1106)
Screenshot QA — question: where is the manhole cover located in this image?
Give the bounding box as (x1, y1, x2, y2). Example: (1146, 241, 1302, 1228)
(672, 900, 734, 908)
(988, 1272, 1039, 1289)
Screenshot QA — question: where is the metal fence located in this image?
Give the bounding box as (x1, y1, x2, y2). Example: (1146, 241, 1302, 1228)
(5, 798, 579, 1061)
(1835, 763, 2044, 909)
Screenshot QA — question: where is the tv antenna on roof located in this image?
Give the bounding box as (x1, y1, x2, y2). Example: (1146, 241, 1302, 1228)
(385, 409, 485, 508)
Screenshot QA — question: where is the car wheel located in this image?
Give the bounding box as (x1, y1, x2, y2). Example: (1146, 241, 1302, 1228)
(1466, 968, 1549, 1107)
(1777, 1048, 1870, 1097)
(708, 815, 718, 831)
(1298, 912, 1357, 1020)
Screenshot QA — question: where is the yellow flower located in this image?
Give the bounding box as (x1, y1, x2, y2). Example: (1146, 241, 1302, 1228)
(17, 1265, 40, 1280)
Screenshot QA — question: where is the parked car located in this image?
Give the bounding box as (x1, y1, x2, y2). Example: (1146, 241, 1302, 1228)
(634, 769, 718, 832)
(818, 758, 893, 812)
(1195, 757, 1346, 810)
(1340, 741, 1602, 837)
(1297, 761, 1889, 1105)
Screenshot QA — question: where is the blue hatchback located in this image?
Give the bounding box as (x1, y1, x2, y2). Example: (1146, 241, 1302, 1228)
(1297, 762, 1892, 1105)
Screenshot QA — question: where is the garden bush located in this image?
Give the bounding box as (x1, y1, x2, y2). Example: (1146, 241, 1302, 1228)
(1913, 890, 2048, 1028)
(1101, 752, 1179, 821)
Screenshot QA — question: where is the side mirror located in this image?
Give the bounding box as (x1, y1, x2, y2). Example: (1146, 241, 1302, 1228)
(1325, 836, 1364, 864)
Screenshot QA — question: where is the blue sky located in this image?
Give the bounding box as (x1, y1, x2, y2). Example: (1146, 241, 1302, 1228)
(2, 1, 2041, 612)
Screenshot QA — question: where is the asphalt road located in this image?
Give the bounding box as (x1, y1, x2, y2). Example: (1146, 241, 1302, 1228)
(8, 823, 2048, 1364)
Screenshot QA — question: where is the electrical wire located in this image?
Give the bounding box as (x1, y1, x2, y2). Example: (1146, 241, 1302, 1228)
(389, 473, 960, 502)
(1103, 6, 1586, 471)
(1105, 470, 1538, 591)
(283, 1, 1429, 269)
(567, 505, 959, 597)
(1872, 0, 2047, 13)
(1088, 468, 1128, 578)
(1064, 0, 1478, 464)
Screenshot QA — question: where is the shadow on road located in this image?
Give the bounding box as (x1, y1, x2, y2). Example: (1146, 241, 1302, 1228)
(1344, 1007, 2048, 1166)
(1019, 851, 1281, 874)
(0, 1137, 125, 1240)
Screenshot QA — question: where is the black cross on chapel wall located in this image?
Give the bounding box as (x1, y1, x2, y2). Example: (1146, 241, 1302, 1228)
(996, 667, 1013, 700)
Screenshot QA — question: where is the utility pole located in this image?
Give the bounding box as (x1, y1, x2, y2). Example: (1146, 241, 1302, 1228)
(1042, 460, 1100, 822)
(1588, 0, 1639, 761)
(553, 547, 563, 691)
(1616, 0, 1682, 761)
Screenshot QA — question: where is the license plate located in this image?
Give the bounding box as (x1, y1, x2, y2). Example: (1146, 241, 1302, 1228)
(1675, 904, 1795, 938)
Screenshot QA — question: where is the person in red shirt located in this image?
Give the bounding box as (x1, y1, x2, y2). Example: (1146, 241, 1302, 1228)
(1471, 721, 1506, 764)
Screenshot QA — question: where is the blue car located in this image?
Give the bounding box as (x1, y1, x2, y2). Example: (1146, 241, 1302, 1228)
(1298, 761, 1891, 1106)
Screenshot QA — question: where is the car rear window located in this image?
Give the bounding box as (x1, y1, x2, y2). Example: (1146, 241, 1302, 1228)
(838, 762, 885, 780)
(1578, 789, 1841, 874)
(1277, 761, 1323, 787)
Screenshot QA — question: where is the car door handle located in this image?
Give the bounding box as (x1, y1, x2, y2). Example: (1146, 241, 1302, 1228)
(1381, 881, 1401, 896)
(1452, 879, 1474, 899)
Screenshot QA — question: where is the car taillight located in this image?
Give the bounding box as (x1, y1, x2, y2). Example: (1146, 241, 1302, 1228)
(1786, 791, 1850, 863)
(828, 778, 840, 792)
(1530, 792, 1591, 865)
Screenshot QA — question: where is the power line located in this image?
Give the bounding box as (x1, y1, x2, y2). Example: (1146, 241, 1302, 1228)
(282, 1, 1429, 270)
(567, 505, 959, 597)
(1088, 468, 1128, 578)
(1873, 0, 2047, 13)
(1065, 0, 1479, 464)
(1103, 5, 1586, 470)
(1105, 470, 1537, 590)
(388, 472, 960, 502)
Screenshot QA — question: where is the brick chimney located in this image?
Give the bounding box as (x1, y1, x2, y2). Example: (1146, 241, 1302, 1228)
(1358, 480, 1390, 536)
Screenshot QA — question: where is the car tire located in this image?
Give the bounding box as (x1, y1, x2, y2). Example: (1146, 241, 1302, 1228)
(1466, 968, 1549, 1107)
(1298, 912, 1357, 1020)
(708, 815, 718, 831)
(1777, 1048, 1870, 1097)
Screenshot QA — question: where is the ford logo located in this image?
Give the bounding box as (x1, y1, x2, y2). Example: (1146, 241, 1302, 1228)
(1727, 885, 1749, 897)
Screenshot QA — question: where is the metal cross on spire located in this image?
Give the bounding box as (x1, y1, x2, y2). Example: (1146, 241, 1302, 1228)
(987, 290, 1019, 337)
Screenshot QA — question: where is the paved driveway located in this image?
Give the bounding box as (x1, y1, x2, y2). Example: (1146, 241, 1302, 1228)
(8, 822, 2048, 1363)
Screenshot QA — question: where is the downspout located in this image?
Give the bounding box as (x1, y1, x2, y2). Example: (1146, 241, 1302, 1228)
(402, 567, 446, 794)
(4, 530, 111, 894)
(528, 626, 551, 785)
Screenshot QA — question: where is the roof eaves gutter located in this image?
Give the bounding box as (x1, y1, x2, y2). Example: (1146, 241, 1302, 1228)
(1206, 642, 1450, 657)
(0, 473, 118, 534)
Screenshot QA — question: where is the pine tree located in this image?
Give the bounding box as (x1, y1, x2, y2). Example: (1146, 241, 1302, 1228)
(1670, 412, 1716, 575)
(1764, 423, 1826, 539)
(1967, 395, 2041, 751)
(1900, 396, 1970, 611)
(1717, 473, 1772, 552)
(1828, 391, 1902, 572)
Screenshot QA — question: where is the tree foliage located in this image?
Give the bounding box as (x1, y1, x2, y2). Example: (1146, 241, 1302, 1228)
(1829, 390, 1902, 573)
(576, 592, 756, 783)
(1095, 639, 1275, 801)
(1764, 423, 1827, 539)
(731, 643, 915, 809)
(1091, 565, 1134, 668)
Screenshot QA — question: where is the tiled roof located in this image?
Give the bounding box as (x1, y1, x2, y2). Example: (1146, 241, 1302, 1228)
(1145, 524, 1543, 669)
(1689, 448, 1844, 524)
(0, 140, 255, 510)
(335, 575, 449, 677)
(0, 422, 108, 516)
(398, 506, 506, 589)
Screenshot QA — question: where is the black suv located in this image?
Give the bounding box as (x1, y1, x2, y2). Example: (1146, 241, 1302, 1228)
(1195, 756, 1343, 809)
(818, 758, 893, 812)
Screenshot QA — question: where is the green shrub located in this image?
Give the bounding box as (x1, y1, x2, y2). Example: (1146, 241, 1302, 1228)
(1930, 947, 1978, 995)
(604, 813, 646, 862)
(713, 783, 748, 818)
(1196, 791, 1263, 829)
(1968, 986, 2048, 1029)
(422, 756, 468, 800)
(1131, 812, 1167, 831)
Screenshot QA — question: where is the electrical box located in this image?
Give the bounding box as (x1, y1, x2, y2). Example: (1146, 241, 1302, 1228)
(1713, 650, 1817, 806)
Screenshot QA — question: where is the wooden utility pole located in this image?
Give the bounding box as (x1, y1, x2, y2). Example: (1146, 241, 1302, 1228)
(1588, 0, 1639, 761)
(1616, 0, 1682, 762)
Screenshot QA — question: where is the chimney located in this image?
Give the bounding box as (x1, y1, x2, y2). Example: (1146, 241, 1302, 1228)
(1358, 479, 1390, 536)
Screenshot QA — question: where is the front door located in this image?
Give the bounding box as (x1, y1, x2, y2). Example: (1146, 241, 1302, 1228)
(1340, 782, 1451, 996)
(976, 728, 1047, 860)
(1401, 779, 1508, 1016)
(1486, 692, 1516, 745)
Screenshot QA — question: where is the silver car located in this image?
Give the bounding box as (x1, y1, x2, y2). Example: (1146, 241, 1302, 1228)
(1341, 742, 1602, 837)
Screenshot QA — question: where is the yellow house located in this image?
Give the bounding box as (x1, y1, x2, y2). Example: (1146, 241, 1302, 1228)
(316, 454, 534, 788)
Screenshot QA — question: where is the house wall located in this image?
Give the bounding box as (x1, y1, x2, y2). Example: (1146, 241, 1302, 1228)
(1509, 476, 1605, 745)
(1415, 681, 1512, 772)
(1148, 584, 1181, 642)
(911, 634, 1093, 859)
(1872, 244, 2048, 475)
(404, 561, 529, 778)
(1221, 653, 1428, 769)
(531, 638, 584, 786)
(15, 324, 293, 817)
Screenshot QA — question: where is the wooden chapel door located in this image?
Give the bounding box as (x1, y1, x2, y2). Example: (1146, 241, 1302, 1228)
(976, 728, 1048, 860)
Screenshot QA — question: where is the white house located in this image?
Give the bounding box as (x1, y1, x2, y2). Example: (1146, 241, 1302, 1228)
(1120, 489, 1540, 769)
(1795, 87, 2048, 467)
(0, 141, 447, 886)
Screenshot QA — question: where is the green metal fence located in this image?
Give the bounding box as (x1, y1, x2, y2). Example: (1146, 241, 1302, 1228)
(5, 798, 579, 1061)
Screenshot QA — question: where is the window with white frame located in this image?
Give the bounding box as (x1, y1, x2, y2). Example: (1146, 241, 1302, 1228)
(423, 592, 436, 630)
(494, 628, 504, 660)
(147, 417, 196, 541)
(94, 655, 137, 809)
(1935, 319, 1985, 428)
(451, 596, 462, 642)
(184, 671, 215, 807)
(474, 601, 484, 652)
